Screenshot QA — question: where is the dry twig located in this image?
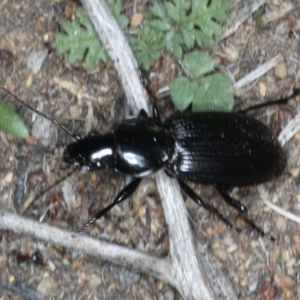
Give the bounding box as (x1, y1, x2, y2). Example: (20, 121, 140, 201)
(80, 0, 236, 299)
(234, 54, 284, 90)
(219, 0, 266, 40)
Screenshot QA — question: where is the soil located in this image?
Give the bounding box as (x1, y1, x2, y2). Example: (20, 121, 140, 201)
(0, 0, 300, 299)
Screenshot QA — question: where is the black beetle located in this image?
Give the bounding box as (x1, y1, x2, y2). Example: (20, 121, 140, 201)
(1, 87, 286, 235)
(63, 106, 285, 234)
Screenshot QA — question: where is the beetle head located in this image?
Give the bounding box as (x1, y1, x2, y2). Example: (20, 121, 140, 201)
(63, 134, 114, 171)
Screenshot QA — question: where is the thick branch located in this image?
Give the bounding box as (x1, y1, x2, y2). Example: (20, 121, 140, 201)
(0, 211, 173, 285)
(79, 0, 233, 299)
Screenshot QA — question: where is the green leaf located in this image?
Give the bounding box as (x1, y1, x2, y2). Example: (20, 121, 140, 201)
(189, 0, 231, 41)
(211, 0, 232, 22)
(170, 73, 233, 112)
(193, 73, 234, 111)
(53, 8, 106, 70)
(165, 2, 180, 23)
(148, 20, 171, 31)
(149, 1, 166, 19)
(130, 26, 163, 70)
(254, 11, 267, 28)
(147, 0, 232, 58)
(169, 76, 198, 111)
(53, 2, 128, 70)
(163, 30, 183, 59)
(183, 51, 214, 77)
(107, 0, 129, 29)
(0, 100, 29, 139)
(194, 29, 213, 47)
(181, 25, 195, 49)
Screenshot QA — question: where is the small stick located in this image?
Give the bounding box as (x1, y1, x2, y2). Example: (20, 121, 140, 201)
(219, 0, 266, 40)
(234, 54, 284, 90)
(278, 111, 300, 147)
(263, 200, 300, 224)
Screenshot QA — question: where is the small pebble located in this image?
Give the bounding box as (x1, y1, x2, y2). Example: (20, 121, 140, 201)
(273, 272, 294, 292)
(292, 232, 300, 254)
(131, 13, 143, 27)
(274, 61, 287, 79)
(26, 49, 48, 74)
(89, 274, 101, 288)
(37, 277, 53, 295)
(3, 172, 13, 184)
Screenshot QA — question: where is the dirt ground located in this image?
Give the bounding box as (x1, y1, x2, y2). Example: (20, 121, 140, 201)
(0, 0, 300, 299)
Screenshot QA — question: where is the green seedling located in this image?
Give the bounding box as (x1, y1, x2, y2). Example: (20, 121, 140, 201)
(53, 0, 233, 112)
(0, 99, 29, 139)
(147, 0, 232, 59)
(170, 51, 233, 112)
(53, 1, 128, 70)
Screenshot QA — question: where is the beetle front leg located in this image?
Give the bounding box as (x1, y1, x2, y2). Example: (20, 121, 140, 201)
(72, 178, 142, 236)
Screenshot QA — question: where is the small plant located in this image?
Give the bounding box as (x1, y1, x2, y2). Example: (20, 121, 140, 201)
(106, 0, 129, 29)
(53, 0, 233, 112)
(130, 0, 231, 69)
(54, 8, 107, 70)
(254, 11, 267, 28)
(0, 99, 29, 139)
(170, 51, 233, 111)
(129, 26, 163, 71)
(53, 1, 128, 70)
(146, 0, 232, 59)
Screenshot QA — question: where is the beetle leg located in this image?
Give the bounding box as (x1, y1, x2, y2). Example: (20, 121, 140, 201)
(152, 106, 162, 123)
(213, 187, 275, 239)
(178, 180, 206, 207)
(72, 178, 142, 236)
(178, 180, 274, 241)
(139, 106, 162, 123)
(178, 179, 236, 229)
(111, 178, 142, 204)
(139, 109, 148, 118)
(214, 186, 248, 213)
(87, 130, 101, 137)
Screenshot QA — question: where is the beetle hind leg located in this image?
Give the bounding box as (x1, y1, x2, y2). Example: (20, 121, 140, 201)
(178, 179, 238, 231)
(215, 186, 275, 241)
(179, 180, 274, 241)
(214, 186, 248, 213)
(72, 178, 142, 236)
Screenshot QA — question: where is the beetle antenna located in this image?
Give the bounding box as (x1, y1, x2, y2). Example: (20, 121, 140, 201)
(238, 87, 300, 113)
(19, 168, 77, 215)
(1, 87, 81, 140)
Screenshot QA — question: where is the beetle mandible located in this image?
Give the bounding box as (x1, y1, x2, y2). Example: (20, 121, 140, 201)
(2, 87, 286, 236)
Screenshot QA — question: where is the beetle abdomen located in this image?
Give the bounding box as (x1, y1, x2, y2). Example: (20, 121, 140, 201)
(164, 113, 286, 186)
